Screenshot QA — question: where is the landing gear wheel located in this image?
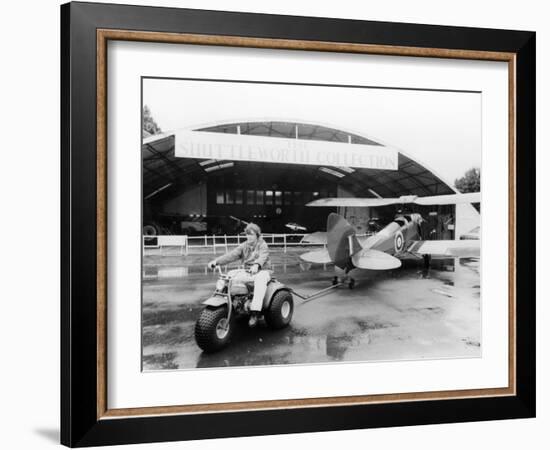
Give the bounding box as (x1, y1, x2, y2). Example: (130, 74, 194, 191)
(332, 276, 339, 286)
(348, 278, 355, 289)
(195, 306, 232, 353)
(265, 290, 294, 329)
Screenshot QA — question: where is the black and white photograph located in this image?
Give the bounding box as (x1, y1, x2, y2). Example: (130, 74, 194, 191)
(141, 77, 482, 370)
(0, 0, 542, 447)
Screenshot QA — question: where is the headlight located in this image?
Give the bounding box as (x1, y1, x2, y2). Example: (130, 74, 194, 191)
(215, 279, 226, 291)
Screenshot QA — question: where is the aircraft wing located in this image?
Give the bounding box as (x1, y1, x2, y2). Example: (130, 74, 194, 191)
(307, 192, 480, 207)
(307, 198, 401, 207)
(300, 248, 332, 264)
(407, 240, 480, 258)
(300, 231, 327, 245)
(351, 248, 402, 270)
(413, 192, 480, 205)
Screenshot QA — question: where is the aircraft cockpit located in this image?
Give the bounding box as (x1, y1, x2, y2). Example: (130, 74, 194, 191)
(393, 215, 410, 226)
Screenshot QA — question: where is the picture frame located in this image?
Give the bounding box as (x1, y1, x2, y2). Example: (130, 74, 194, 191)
(60, 1, 535, 447)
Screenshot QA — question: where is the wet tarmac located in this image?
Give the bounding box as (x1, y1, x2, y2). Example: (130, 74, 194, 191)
(142, 247, 480, 371)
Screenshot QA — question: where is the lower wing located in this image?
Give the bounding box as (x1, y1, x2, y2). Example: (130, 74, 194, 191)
(300, 248, 332, 264)
(300, 247, 402, 270)
(407, 240, 480, 258)
(351, 248, 402, 270)
(300, 231, 327, 245)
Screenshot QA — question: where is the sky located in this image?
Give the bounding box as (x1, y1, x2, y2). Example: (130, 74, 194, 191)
(143, 78, 482, 184)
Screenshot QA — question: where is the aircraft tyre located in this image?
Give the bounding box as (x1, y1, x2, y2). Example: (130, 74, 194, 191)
(349, 278, 355, 289)
(195, 306, 232, 353)
(265, 290, 294, 329)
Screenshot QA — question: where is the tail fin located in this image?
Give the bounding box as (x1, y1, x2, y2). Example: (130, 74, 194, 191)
(326, 213, 361, 269)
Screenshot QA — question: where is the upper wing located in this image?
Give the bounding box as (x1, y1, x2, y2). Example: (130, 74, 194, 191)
(307, 192, 480, 207)
(307, 198, 400, 207)
(407, 240, 480, 258)
(413, 192, 480, 205)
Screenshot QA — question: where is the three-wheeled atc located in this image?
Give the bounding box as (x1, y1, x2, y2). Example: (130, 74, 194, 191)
(194, 266, 294, 352)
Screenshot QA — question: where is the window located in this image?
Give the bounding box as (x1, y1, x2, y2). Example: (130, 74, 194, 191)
(294, 191, 303, 204)
(216, 191, 224, 204)
(256, 190, 263, 205)
(275, 191, 282, 205)
(265, 190, 273, 205)
(247, 190, 255, 204)
(319, 167, 345, 178)
(204, 162, 234, 172)
(235, 190, 243, 205)
(225, 190, 234, 205)
(284, 191, 292, 205)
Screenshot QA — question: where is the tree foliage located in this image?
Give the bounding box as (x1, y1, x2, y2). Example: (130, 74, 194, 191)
(454, 167, 480, 193)
(142, 105, 162, 135)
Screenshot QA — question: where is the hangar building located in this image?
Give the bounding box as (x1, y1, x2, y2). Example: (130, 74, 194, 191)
(142, 121, 479, 240)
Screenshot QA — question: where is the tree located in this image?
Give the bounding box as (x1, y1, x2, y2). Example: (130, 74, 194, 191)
(455, 167, 480, 212)
(454, 167, 480, 193)
(142, 105, 162, 135)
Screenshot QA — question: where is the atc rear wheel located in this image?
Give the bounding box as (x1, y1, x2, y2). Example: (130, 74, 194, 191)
(265, 290, 294, 329)
(194, 306, 232, 352)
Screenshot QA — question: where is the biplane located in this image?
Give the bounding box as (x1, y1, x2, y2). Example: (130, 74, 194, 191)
(300, 193, 480, 288)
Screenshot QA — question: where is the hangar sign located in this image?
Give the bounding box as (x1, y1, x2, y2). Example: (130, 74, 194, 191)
(175, 130, 397, 170)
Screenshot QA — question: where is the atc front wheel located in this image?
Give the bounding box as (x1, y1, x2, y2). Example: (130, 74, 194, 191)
(195, 306, 232, 353)
(265, 290, 294, 329)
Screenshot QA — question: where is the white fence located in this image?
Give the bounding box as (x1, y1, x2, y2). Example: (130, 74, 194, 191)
(143, 233, 324, 255)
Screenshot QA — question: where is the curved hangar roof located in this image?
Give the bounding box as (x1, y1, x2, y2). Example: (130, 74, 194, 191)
(142, 121, 456, 200)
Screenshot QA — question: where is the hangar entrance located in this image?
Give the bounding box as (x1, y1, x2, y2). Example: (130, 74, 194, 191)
(153, 158, 338, 235)
(206, 162, 337, 234)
